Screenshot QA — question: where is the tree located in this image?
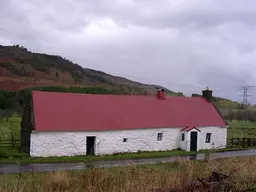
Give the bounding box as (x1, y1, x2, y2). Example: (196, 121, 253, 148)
(177, 92, 184, 96)
(55, 71, 59, 80)
(0, 95, 12, 109)
(237, 103, 249, 110)
(247, 110, 256, 123)
(235, 110, 244, 122)
(22, 66, 27, 78)
(227, 110, 235, 121)
(191, 93, 200, 97)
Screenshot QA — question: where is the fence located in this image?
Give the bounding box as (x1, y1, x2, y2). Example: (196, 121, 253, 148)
(0, 138, 20, 148)
(229, 137, 256, 148)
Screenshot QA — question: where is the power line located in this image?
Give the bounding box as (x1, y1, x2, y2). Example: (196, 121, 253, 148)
(239, 86, 254, 128)
(239, 86, 253, 105)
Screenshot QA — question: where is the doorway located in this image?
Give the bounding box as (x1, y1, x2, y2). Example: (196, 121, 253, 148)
(86, 136, 96, 155)
(190, 132, 198, 151)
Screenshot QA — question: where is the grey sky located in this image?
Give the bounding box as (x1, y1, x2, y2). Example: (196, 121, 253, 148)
(1, 0, 256, 102)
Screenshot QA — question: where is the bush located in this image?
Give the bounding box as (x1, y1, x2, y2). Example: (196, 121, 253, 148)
(0, 94, 13, 109)
(0, 148, 25, 158)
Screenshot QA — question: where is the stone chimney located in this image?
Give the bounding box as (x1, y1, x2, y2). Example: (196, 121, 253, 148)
(156, 88, 166, 100)
(202, 87, 213, 101)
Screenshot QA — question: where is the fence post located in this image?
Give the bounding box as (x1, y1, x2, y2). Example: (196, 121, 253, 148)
(242, 138, 246, 148)
(248, 138, 251, 147)
(11, 133, 14, 148)
(238, 138, 240, 147)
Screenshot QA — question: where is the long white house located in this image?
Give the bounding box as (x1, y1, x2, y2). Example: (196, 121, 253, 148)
(21, 88, 228, 157)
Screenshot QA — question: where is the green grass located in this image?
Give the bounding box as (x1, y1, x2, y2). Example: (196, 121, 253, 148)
(0, 149, 198, 164)
(0, 147, 251, 164)
(227, 120, 256, 138)
(0, 113, 20, 141)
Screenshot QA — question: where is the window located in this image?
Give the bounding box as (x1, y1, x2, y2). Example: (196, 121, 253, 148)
(123, 138, 128, 142)
(181, 133, 185, 141)
(205, 133, 212, 143)
(157, 133, 163, 141)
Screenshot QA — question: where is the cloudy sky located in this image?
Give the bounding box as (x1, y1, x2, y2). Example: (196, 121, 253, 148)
(0, 0, 256, 102)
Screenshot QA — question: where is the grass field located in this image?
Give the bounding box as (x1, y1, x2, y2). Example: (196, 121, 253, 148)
(0, 113, 20, 141)
(227, 120, 256, 138)
(1, 156, 256, 191)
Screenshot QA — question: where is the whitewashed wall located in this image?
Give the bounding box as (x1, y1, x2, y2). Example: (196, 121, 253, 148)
(179, 131, 187, 151)
(30, 126, 227, 157)
(30, 128, 181, 157)
(182, 126, 228, 151)
(197, 126, 227, 150)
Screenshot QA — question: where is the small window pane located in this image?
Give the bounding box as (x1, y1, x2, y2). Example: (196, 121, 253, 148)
(205, 133, 211, 143)
(123, 138, 127, 142)
(157, 133, 163, 141)
(181, 133, 185, 141)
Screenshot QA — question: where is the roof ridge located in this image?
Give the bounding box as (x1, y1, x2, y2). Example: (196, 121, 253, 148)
(32, 90, 206, 100)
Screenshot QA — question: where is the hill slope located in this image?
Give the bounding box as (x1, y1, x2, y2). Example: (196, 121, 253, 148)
(0, 45, 175, 95)
(0, 44, 253, 119)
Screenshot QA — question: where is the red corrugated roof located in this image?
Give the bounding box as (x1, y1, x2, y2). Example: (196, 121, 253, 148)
(180, 126, 201, 132)
(32, 91, 227, 132)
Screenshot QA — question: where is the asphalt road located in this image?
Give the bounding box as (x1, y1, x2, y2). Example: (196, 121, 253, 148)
(1, 149, 256, 175)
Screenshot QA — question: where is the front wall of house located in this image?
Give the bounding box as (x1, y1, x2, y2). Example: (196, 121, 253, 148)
(197, 126, 227, 150)
(179, 132, 187, 151)
(178, 126, 227, 152)
(30, 128, 181, 157)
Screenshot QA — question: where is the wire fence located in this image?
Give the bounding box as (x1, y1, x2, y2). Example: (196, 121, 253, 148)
(0, 138, 20, 148)
(228, 137, 256, 148)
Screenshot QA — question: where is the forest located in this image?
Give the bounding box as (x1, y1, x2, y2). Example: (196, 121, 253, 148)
(0, 86, 129, 117)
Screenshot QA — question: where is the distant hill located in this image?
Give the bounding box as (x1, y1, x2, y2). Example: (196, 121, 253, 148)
(191, 93, 240, 110)
(0, 45, 175, 95)
(0, 44, 254, 118)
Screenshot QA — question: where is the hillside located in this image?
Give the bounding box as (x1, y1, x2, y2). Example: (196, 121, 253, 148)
(0, 45, 175, 95)
(0, 44, 254, 120)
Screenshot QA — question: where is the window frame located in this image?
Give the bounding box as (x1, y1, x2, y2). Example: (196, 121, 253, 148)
(205, 133, 212, 143)
(157, 133, 163, 141)
(181, 133, 185, 141)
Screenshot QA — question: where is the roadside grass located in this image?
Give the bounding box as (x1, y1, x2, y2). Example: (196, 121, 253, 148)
(0, 147, 252, 164)
(1, 156, 256, 192)
(0, 149, 197, 164)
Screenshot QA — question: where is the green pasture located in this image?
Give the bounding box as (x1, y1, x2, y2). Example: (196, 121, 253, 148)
(227, 120, 256, 138)
(0, 113, 21, 141)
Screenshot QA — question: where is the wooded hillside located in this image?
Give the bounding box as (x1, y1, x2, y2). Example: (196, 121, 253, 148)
(0, 45, 174, 95)
(0, 45, 255, 121)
